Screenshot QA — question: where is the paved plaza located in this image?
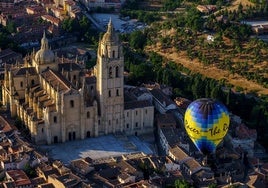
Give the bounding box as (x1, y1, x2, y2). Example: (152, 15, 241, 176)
(40, 134, 154, 164)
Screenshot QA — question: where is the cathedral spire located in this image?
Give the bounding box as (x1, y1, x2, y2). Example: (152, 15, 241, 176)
(107, 17, 113, 34)
(41, 31, 49, 50)
(101, 18, 118, 44)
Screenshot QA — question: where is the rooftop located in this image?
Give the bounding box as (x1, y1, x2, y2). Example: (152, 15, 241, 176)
(6, 170, 31, 186)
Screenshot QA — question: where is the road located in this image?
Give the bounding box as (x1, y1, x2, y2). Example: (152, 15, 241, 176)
(83, 12, 105, 32)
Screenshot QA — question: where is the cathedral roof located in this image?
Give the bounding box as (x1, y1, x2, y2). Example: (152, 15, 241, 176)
(12, 67, 37, 76)
(102, 18, 119, 44)
(124, 100, 152, 110)
(34, 32, 55, 64)
(59, 62, 81, 71)
(41, 69, 72, 92)
(150, 89, 175, 106)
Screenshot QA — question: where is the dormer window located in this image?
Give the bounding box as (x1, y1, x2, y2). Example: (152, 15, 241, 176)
(20, 81, 23, 88)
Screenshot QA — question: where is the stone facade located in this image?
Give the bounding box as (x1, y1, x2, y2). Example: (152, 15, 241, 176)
(2, 20, 154, 144)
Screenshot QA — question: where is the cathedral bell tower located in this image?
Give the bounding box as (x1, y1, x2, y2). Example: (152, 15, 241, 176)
(95, 19, 124, 135)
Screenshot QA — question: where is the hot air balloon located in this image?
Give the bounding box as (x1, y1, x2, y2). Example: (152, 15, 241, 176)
(184, 98, 230, 155)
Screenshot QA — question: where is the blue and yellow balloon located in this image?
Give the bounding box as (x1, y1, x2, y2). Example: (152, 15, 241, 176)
(184, 98, 230, 155)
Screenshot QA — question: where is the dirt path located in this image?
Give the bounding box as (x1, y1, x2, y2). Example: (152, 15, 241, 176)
(148, 46, 268, 95)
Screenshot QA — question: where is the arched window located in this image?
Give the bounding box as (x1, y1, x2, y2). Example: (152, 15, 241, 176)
(115, 66, 119, 77)
(54, 116, 57, 123)
(112, 50, 115, 58)
(70, 100, 74, 108)
(109, 67, 112, 78)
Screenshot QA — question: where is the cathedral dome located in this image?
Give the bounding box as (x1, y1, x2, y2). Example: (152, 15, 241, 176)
(35, 32, 55, 64)
(102, 19, 119, 44)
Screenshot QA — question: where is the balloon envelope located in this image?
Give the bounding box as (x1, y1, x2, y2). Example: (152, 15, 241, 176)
(184, 98, 230, 155)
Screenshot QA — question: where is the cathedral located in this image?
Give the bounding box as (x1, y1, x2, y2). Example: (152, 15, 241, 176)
(2, 20, 154, 144)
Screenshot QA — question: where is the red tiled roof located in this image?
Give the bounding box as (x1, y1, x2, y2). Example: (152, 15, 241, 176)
(41, 69, 71, 92)
(0, 116, 13, 132)
(6, 170, 31, 186)
(184, 158, 202, 172)
(41, 15, 60, 26)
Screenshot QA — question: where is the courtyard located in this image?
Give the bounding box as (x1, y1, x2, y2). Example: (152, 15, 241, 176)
(40, 134, 155, 165)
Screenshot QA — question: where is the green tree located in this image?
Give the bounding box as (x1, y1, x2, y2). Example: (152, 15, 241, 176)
(208, 183, 217, 188)
(61, 18, 78, 32)
(79, 16, 91, 34)
(175, 179, 192, 188)
(6, 21, 16, 34)
(210, 85, 221, 99)
(192, 75, 205, 99)
(129, 30, 146, 50)
(24, 163, 36, 178)
(129, 62, 154, 83)
(162, 0, 182, 11)
(186, 7, 204, 31)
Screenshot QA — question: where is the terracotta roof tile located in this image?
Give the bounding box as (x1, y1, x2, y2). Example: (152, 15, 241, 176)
(58, 62, 81, 71)
(12, 67, 37, 76)
(41, 69, 71, 92)
(0, 116, 13, 133)
(6, 170, 31, 186)
(184, 158, 202, 172)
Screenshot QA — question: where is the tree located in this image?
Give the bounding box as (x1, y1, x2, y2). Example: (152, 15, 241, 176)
(192, 75, 205, 99)
(186, 7, 204, 31)
(208, 183, 217, 188)
(162, 0, 182, 11)
(79, 16, 91, 34)
(175, 179, 192, 188)
(210, 85, 221, 99)
(6, 21, 16, 34)
(24, 163, 36, 178)
(61, 18, 78, 33)
(129, 30, 146, 50)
